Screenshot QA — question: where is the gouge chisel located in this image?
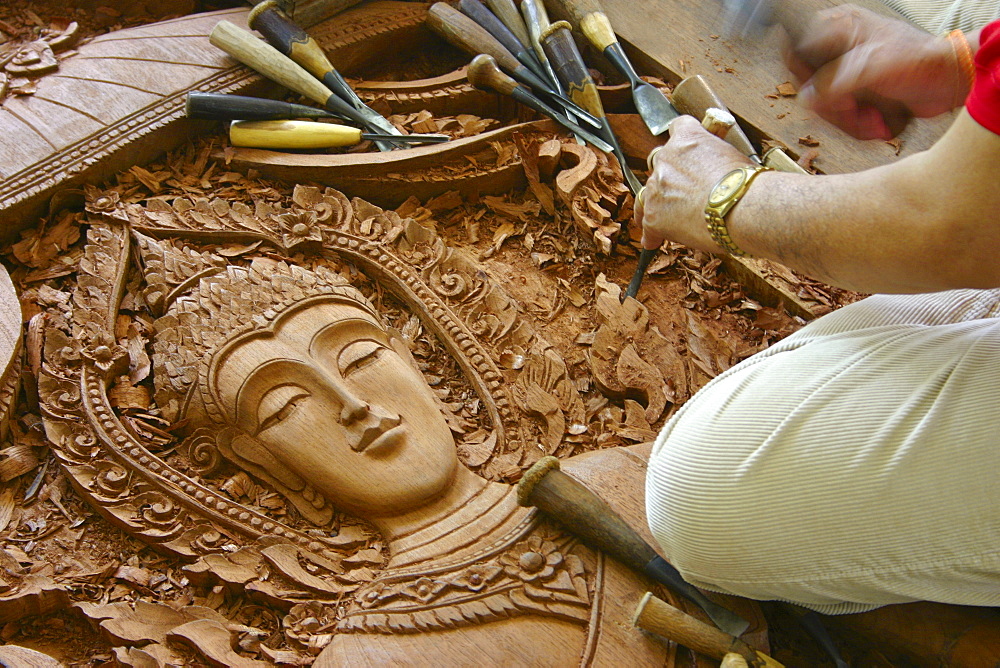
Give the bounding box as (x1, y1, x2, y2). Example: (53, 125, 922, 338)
(518, 456, 752, 638)
(520, 0, 564, 96)
(540, 20, 642, 195)
(485, 0, 533, 50)
(426, 2, 601, 130)
(186, 92, 346, 121)
(229, 119, 449, 149)
(467, 54, 613, 152)
(210, 20, 403, 151)
(548, 0, 679, 135)
(247, 0, 403, 152)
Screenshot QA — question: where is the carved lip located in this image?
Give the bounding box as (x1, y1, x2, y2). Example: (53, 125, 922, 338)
(360, 423, 407, 456)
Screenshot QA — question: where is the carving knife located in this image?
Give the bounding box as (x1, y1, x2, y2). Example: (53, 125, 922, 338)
(210, 21, 414, 151)
(186, 92, 348, 121)
(518, 456, 752, 638)
(247, 0, 403, 152)
(229, 119, 449, 148)
(467, 54, 613, 153)
(539, 20, 642, 195)
(426, 2, 602, 131)
(547, 0, 679, 135)
(458, 0, 550, 86)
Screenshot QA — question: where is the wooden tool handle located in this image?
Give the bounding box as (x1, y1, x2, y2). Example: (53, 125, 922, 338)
(248, 0, 333, 79)
(540, 21, 605, 117)
(186, 92, 337, 121)
(229, 119, 364, 149)
(547, 0, 602, 32)
(460, 0, 528, 62)
(518, 456, 657, 570)
(484, 0, 533, 47)
(210, 20, 332, 107)
(467, 53, 519, 96)
(670, 75, 756, 158)
(701, 107, 735, 138)
(427, 3, 521, 74)
(633, 593, 784, 668)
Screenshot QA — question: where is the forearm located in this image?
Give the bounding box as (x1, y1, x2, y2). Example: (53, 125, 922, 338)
(729, 111, 1000, 293)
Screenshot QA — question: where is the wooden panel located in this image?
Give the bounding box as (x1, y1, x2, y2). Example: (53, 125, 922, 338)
(600, 0, 955, 173)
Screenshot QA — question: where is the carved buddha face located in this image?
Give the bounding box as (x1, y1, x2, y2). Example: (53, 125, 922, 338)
(211, 299, 458, 518)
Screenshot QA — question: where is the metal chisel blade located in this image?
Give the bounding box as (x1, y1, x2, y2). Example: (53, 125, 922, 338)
(632, 81, 680, 136)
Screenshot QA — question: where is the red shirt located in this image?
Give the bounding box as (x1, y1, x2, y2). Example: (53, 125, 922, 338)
(967, 20, 1000, 134)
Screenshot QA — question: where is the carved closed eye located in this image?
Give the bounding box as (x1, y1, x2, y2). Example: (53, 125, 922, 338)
(257, 384, 310, 435)
(338, 339, 386, 377)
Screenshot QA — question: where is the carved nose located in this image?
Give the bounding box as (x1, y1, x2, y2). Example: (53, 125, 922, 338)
(340, 399, 369, 425)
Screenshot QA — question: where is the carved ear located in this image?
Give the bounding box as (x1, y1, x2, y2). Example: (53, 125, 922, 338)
(216, 429, 334, 527)
(387, 327, 422, 372)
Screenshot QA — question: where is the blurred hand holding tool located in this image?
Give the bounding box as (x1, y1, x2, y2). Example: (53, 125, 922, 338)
(633, 592, 783, 667)
(467, 54, 612, 152)
(720, 0, 912, 138)
(546, 0, 679, 135)
(186, 92, 344, 121)
(229, 119, 448, 149)
(518, 456, 751, 637)
(626, 107, 735, 300)
(247, 0, 403, 151)
(209, 20, 402, 151)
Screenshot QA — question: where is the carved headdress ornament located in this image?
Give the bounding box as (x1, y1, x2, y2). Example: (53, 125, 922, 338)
(138, 232, 379, 425)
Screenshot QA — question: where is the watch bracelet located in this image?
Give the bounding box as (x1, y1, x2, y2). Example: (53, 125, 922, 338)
(704, 165, 773, 257)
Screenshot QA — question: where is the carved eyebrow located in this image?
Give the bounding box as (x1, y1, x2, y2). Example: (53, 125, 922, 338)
(307, 317, 386, 358)
(234, 358, 311, 429)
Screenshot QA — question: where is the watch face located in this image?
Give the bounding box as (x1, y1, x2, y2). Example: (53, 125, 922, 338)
(709, 169, 748, 207)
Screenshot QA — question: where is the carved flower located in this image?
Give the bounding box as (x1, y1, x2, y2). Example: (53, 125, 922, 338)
(285, 600, 337, 646)
(357, 581, 398, 610)
(81, 341, 128, 375)
(401, 577, 448, 604)
(500, 536, 564, 583)
(84, 187, 129, 222)
(92, 461, 131, 499)
(449, 562, 502, 592)
(276, 210, 323, 250)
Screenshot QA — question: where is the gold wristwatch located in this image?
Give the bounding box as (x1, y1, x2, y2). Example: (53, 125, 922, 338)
(704, 164, 772, 257)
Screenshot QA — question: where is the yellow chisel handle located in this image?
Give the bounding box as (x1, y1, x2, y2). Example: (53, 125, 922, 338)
(229, 120, 365, 149)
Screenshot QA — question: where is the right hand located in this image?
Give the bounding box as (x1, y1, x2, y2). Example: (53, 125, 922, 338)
(785, 5, 964, 139)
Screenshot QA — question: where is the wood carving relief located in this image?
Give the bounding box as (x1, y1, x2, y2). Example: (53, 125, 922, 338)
(28, 183, 766, 664)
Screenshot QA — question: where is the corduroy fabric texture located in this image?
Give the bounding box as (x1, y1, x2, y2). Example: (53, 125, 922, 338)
(880, 0, 1000, 33)
(646, 289, 1000, 614)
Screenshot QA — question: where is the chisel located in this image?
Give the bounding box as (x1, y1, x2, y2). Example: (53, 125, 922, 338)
(229, 119, 449, 149)
(186, 92, 346, 121)
(426, 2, 601, 130)
(626, 107, 736, 300)
(209, 20, 401, 151)
(246, 0, 403, 152)
(520, 0, 564, 95)
(484, 0, 533, 51)
(467, 54, 612, 152)
(518, 456, 751, 638)
(458, 0, 549, 85)
(547, 0, 679, 135)
(539, 20, 642, 195)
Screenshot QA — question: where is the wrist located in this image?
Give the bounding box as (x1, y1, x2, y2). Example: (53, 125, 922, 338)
(703, 165, 773, 257)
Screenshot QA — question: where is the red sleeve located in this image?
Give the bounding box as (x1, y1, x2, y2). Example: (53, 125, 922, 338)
(967, 20, 1000, 135)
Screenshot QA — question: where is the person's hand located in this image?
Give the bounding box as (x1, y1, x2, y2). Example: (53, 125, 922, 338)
(785, 4, 963, 139)
(636, 116, 751, 251)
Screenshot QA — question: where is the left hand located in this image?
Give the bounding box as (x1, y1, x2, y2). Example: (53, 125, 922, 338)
(636, 115, 752, 251)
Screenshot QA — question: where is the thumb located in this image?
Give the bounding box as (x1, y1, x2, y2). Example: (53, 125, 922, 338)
(641, 228, 664, 251)
(667, 113, 709, 139)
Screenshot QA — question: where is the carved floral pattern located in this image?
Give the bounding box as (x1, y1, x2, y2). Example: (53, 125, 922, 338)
(339, 523, 591, 634)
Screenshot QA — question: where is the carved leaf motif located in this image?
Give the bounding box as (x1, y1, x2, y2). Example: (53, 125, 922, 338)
(168, 618, 269, 667)
(74, 600, 229, 645)
(616, 344, 668, 424)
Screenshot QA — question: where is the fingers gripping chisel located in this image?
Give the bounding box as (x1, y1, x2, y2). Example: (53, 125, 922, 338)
(247, 0, 404, 152)
(547, 0, 679, 136)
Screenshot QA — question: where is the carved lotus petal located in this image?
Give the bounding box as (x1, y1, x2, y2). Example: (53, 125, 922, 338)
(401, 577, 448, 603)
(449, 562, 502, 593)
(82, 342, 128, 375)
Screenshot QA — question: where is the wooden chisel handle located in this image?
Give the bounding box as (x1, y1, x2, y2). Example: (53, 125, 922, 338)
(540, 21, 605, 118)
(248, 1, 334, 83)
(547, 0, 620, 51)
(230, 119, 365, 149)
(209, 20, 360, 123)
(459, 0, 544, 80)
(670, 75, 757, 158)
(633, 593, 784, 668)
(186, 92, 340, 121)
(484, 0, 533, 49)
(521, 0, 553, 69)
(427, 2, 553, 95)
